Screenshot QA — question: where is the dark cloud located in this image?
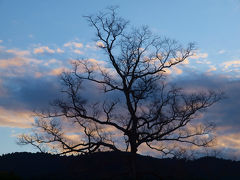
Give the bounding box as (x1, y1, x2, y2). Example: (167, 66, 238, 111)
(174, 74, 240, 133)
(0, 75, 61, 111)
(1, 68, 239, 132)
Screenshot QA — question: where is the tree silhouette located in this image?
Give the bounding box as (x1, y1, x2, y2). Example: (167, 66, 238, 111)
(18, 7, 222, 178)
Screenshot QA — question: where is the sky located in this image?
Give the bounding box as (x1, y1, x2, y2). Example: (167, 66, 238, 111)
(0, 0, 240, 159)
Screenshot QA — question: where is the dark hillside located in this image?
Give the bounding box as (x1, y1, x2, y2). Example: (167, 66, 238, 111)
(0, 152, 239, 179)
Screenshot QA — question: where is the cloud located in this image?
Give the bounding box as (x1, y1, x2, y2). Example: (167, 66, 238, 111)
(190, 52, 208, 59)
(207, 65, 217, 72)
(0, 107, 34, 128)
(64, 41, 83, 48)
(0, 56, 42, 69)
(0, 47, 65, 117)
(218, 50, 226, 54)
(0, 57, 45, 80)
(214, 132, 240, 159)
(0, 75, 61, 112)
(1, 41, 240, 159)
(88, 58, 105, 65)
(6, 49, 30, 57)
(34, 72, 43, 78)
(172, 75, 240, 159)
(0, 57, 25, 68)
(43, 59, 62, 66)
(196, 59, 211, 64)
(70, 58, 106, 73)
(56, 48, 64, 53)
(180, 59, 189, 65)
(33, 46, 55, 54)
(222, 60, 240, 69)
(96, 41, 105, 48)
(63, 41, 84, 54)
(73, 49, 83, 54)
(217, 132, 240, 149)
(172, 66, 182, 74)
(49, 67, 67, 76)
(0, 40, 3, 43)
(86, 44, 96, 49)
(175, 75, 240, 129)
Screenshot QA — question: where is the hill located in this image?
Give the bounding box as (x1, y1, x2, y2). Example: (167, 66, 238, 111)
(0, 151, 240, 179)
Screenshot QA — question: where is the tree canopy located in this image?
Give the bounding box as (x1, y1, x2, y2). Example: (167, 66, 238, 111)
(18, 7, 222, 158)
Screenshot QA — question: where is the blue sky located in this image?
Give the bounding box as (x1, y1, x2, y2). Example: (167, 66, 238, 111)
(0, 0, 240, 158)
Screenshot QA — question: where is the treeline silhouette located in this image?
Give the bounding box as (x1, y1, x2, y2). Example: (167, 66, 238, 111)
(0, 151, 239, 179)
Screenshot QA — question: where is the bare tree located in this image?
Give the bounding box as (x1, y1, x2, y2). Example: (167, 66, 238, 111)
(18, 7, 222, 178)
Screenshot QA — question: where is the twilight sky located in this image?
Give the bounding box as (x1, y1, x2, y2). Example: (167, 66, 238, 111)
(0, 0, 240, 159)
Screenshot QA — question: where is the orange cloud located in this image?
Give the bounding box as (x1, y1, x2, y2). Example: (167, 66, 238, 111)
(73, 49, 83, 54)
(207, 65, 217, 72)
(0, 57, 42, 68)
(6, 49, 30, 57)
(96, 41, 105, 48)
(190, 52, 208, 59)
(172, 66, 182, 75)
(33, 46, 55, 54)
(34, 72, 43, 78)
(181, 59, 189, 65)
(64, 41, 83, 48)
(43, 59, 62, 66)
(222, 60, 240, 69)
(0, 107, 34, 128)
(216, 133, 240, 152)
(0, 57, 25, 68)
(49, 67, 67, 76)
(56, 48, 64, 53)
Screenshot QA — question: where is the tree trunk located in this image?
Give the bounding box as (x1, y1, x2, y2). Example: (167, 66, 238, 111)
(129, 119, 138, 179)
(130, 151, 137, 179)
(130, 141, 137, 179)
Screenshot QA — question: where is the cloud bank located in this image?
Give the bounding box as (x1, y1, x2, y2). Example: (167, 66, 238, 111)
(0, 41, 240, 159)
